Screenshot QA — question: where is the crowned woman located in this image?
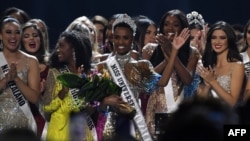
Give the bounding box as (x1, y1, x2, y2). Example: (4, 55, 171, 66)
(95, 14, 162, 141)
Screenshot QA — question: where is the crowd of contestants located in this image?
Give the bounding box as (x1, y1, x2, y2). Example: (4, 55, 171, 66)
(0, 6, 249, 141)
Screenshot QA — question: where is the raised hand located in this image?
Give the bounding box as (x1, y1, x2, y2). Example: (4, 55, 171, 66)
(156, 33, 171, 59)
(198, 24, 208, 54)
(156, 33, 172, 49)
(172, 28, 190, 50)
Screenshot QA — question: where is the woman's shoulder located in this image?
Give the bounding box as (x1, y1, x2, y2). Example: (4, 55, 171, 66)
(19, 51, 40, 71)
(231, 61, 244, 72)
(20, 50, 39, 63)
(233, 61, 244, 66)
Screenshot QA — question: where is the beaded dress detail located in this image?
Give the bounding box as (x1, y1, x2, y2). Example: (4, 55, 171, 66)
(115, 52, 140, 99)
(0, 59, 29, 132)
(146, 70, 183, 137)
(215, 73, 231, 93)
(211, 68, 232, 97)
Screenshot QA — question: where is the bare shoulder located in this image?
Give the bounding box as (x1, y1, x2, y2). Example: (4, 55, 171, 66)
(233, 61, 244, 67)
(20, 51, 39, 65)
(232, 61, 244, 72)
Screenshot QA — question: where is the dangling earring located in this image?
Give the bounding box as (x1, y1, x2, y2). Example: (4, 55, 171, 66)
(72, 51, 76, 61)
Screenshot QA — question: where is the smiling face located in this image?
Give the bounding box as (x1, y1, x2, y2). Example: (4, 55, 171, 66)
(211, 29, 229, 54)
(113, 26, 133, 55)
(22, 26, 41, 54)
(0, 21, 21, 51)
(144, 24, 157, 45)
(56, 37, 74, 63)
(163, 15, 182, 41)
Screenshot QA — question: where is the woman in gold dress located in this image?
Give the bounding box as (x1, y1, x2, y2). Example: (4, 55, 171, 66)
(145, 9, 199, 139)
(0, 17, 40, 134)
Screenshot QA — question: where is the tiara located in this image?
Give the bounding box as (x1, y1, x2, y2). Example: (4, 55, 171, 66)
(112, 14, 136, 36)
(186, 11, 205, 26)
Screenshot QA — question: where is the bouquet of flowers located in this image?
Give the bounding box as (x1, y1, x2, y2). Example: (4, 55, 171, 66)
(57, 70, 136, 118)
(57, 71, 122, 102)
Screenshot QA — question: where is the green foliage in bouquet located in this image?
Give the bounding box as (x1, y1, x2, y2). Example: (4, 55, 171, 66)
(57, 73, 122, 102)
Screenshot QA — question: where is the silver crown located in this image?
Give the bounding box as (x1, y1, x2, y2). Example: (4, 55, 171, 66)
(186, 11, 205, 26)
(112, 14, 136, 36)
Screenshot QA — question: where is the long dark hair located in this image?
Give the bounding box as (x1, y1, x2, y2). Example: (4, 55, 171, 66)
(0, 16, 21, 51)
(202, 21, 242, 68)
(20, 22, 47, 64)
(134, 18, 157, 49)
(50, 31, 92, 73)
(158, 9, 190, 66)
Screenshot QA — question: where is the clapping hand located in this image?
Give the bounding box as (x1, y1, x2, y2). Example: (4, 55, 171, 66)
(6, 62, 18, 82)
(197, 65, 215, 86)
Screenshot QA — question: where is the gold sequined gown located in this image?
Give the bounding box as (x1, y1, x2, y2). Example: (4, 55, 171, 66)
(0, 60, 36, 133)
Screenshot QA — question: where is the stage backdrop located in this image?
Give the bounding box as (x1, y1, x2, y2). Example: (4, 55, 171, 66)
(1, 0, 249, 50)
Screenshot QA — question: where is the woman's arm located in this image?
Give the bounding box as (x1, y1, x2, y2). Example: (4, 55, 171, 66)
(172, 47, 199, 85)
(15, 56, 40, 103)
(158, 28, 191, 86)
(199, 62, 244, 106)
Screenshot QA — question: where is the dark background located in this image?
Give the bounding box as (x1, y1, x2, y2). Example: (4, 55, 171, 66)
(1, 0, 249, 50)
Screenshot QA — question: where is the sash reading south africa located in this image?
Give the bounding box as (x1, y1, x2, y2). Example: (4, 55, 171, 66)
(106, 56, 153, 141)
(59, 65, 98, 141)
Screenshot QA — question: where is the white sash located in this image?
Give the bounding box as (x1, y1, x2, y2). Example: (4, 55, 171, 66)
(164, 78, 183, 113)
(241, 51, 250, 77)
(106, 56, 153, 141)
(241, 51, 250, 64)
(59, 65, 98, 141)
(0, 52, 37, 133)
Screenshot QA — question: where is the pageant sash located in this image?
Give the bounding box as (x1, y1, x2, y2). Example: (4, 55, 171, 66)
(241, 51, 250, 76)
(241, 51, 250, 64)
(164, 78, 183, 113)
(106, 56, 153, 141)
(59, 65, 80, 101)
(0, 52, 37, 133)
(59, 65, 98, 141)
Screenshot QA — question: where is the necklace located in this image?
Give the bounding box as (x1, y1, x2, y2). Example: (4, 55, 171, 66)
(116, 52, 131, 70)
